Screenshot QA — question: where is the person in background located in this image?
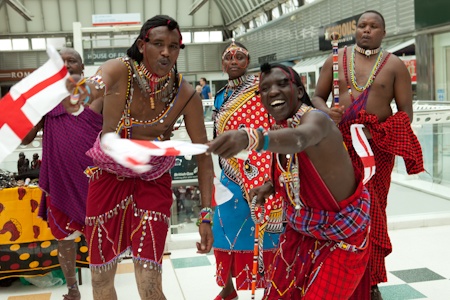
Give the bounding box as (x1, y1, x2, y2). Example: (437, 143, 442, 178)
(22, 48, 102, 300)
(30, 153, 41, 170)
(66, 15, 214, 300)
(311, 10, 424, 300)
(208, 63, 371, 299)
(211, 41, 280, 300)
(196, 84, 203, 99)
(200, 77, 212, 99)
(17, 152, 29, 175)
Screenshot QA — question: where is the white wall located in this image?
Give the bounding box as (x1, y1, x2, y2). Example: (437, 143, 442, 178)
(434, 32, 450, 101)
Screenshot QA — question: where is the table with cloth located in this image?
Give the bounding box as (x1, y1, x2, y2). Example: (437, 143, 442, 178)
(0, 186, 89, 279)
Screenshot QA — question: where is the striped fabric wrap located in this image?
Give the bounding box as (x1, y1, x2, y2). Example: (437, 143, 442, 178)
(285, 186, 370, 242)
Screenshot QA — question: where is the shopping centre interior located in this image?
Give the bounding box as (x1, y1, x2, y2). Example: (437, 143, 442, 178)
(1, 0, 450, 299)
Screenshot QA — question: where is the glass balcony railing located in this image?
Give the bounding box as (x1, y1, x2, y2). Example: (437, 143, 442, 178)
(393, 101, 450, 189)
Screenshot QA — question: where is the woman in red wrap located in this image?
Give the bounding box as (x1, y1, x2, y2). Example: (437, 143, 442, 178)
(208, 63, 371, 299)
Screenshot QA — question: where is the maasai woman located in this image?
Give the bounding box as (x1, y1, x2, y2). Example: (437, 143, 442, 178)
(212, 41, 281, 300)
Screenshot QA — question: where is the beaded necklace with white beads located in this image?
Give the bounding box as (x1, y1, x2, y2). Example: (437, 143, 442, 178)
(350, 46, 383, 92)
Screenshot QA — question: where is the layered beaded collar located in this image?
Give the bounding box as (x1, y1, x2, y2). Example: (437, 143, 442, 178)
(354, 45, 381, 57)
(227, 75, 246, 89)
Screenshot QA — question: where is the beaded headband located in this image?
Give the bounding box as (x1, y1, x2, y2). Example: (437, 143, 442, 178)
(354, 45, 381, 57)
(222, 41, 249, 60)
(144, 20, 184, 47)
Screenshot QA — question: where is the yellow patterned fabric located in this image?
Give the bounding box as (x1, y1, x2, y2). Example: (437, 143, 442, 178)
(0, 187, 89, 279)
(0, 187, 54, 244)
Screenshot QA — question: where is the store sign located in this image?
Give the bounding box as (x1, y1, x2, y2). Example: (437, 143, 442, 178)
(258, 53, 277, 64)
(402, 58, 417, 83)
(0, 69, 36, 82)
(83, 48, 128, 65)
(318, 14, 362, 51)
(170, 155, 199, 181)
(92, 13, 141, 26)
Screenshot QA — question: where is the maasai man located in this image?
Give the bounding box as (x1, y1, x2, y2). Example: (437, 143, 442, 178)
(208, 63, 371, 299)
(22, 48, 102, 300)
(311, 10, 424, 300)
(66, 15, 214, 300)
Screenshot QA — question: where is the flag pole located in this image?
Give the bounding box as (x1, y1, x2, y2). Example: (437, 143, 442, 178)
(331, 32, 340, 107)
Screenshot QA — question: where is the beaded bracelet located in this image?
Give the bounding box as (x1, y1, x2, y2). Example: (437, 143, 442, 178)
(256, 127, 270, 152)
(250, 195, 265, 224)
(241, 127, 260, 152)
(196, 207, 213, 226)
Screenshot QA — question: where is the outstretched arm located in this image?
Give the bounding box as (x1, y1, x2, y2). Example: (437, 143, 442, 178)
(207, 110, 333, 158)
(22, 118, 44, 145)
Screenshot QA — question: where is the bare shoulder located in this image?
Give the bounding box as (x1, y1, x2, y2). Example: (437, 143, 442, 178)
(386, 52, 408, 71)
(179, 77, 196, 98)
(179, 78, 201, 107)
(96, 58, 129, 84)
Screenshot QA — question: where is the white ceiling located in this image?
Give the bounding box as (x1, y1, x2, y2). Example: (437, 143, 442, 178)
(0, 0, 289, 37)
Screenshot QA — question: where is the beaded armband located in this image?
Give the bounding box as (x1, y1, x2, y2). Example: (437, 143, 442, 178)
(86, 75, 106, 91)
(241, 127, 260, 151)
(196, 207, 213, 226)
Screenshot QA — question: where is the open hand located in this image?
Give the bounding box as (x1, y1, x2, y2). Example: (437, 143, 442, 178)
(207, 130, 249, 159)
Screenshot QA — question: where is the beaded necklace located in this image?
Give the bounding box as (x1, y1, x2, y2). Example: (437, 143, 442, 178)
(133, 61, 173, 109)
(350, 46, 383, 92)
(116, 57, 181, 140)
(224, 75, 246, 103)
(273, 104, 313, 210)
(354, 45, 381, 57)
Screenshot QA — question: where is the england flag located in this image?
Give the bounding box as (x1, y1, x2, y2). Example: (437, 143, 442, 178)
(0, 46, 69, 163)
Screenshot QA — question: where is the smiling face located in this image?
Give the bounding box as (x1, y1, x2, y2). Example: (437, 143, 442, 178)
(138, 26, 181, 77)
(356, 12, 386, 49)
(259, 67, 304, 122)
(222, 44, 249, 80)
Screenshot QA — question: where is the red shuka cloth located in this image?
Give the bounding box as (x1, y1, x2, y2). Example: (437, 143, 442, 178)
(263, 152, 370, 299)
(339, 110, 424, 286)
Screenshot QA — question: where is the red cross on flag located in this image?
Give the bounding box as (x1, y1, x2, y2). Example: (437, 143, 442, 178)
(0, 46, 69, 163)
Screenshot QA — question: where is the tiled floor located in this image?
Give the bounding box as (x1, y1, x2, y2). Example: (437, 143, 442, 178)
(2, 181, 450, 300)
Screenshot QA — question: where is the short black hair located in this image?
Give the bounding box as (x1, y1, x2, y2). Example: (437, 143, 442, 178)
(127, 15, 184, 63)
(200, 77, 207, 82)
(361, 10, 385, 29)
(260, 63, 312, 107)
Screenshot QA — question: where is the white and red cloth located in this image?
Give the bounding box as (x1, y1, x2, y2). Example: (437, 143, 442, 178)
(0, 46, 69, 163)
(100, 132, 209, 174)
(350, 124, 376, 184)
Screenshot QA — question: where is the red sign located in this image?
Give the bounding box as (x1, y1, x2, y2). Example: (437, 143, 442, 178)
(402, 59, 417, 84)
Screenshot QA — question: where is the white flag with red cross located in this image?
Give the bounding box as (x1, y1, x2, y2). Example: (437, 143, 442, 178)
(0, 46, 69, 163)
(350, 124, 376, 184)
